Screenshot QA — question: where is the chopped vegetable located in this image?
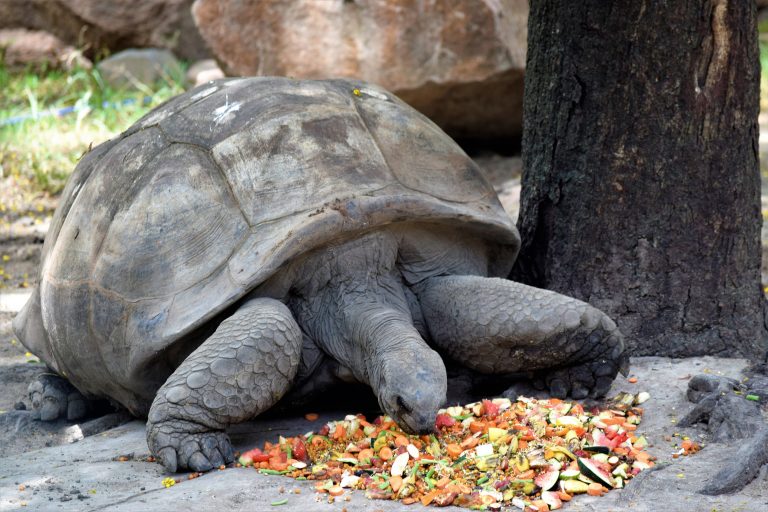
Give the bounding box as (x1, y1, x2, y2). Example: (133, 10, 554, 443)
(235, 393, 653, 509)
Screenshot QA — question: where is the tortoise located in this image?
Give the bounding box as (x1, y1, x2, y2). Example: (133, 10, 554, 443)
(14, 77, 628, 472)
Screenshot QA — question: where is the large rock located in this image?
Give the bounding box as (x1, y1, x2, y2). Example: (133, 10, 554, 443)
(0, 0, 209, 62)
(0, 28, 90, 70)
(192, 0, 527, 141)
(97, 48, 184, 89)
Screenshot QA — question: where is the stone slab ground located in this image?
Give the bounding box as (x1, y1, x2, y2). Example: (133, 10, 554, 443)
(0, 356, 766, 512)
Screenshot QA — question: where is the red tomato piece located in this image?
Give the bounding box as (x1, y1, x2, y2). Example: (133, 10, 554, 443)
(435, 413, 456, 428)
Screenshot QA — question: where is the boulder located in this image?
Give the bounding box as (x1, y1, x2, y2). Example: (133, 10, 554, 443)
(0, 28, 90, 70)
(96, 48, 184, 89)
(192, 0, 528, 141)
(0, 0, 210, 62)
(185, 58, 224, 86)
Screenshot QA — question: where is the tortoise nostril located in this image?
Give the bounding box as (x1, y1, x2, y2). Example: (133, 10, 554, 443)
(396, 395, 413, 414)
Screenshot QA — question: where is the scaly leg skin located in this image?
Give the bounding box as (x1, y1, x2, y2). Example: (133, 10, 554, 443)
(146, 298, 302, 472)
(415, 276, 628, 399)
(28, 372, 93, 421)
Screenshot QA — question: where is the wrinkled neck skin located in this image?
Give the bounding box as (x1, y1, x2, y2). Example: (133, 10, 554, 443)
(285, 229, 447, 433)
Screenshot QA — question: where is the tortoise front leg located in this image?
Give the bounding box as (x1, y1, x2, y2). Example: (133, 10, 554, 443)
(147, 298, 302, 472)
(414, 276, 628, 399)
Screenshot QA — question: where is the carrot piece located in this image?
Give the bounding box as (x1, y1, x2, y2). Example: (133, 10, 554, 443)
(587, 483, 607, 496)
(446, 443, 463, 459)
(390, 475, 403, 492)
(394, 435, 409, 447)
(622, 423, 638, 431)
(328, 485, 344, 497)
(420, 489, 441, 506)
(435, 476, 451, 489)
(628, 377, 638, 383)
(531, 500, 550, 511)
(518, 439, 528, 450)
(556, 491, 573, 502)
(270, 460, 289, 471)
(518, 469, 535, 480)
(332, 424, 345, 440)
(379, 446, 393, 460)
(304, 412, 319, 421)
(602, 417, 625, 426)
(357, 448, 374, 462)
(460, 435, 480, 449)
(634, 450, 651, 462)
(469, 421, 486, 434)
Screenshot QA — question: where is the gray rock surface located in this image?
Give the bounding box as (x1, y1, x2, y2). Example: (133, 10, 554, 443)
(192, 0, 528, 141)
(1, 356, 766, 511)
(0, 0, 210, 61)
(96, 48, 184, 89)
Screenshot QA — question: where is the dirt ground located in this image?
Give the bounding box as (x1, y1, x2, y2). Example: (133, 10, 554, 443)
(1, 155, 767, 511)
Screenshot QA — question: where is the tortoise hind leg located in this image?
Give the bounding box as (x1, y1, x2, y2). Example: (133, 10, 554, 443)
(147, 298, 302, 472)
(28, 372, 105, 421)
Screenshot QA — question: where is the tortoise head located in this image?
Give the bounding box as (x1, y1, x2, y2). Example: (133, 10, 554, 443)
(372, 342, 447, 434)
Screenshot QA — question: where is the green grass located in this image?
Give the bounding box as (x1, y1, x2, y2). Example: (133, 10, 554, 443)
(0, 63, 187, 199)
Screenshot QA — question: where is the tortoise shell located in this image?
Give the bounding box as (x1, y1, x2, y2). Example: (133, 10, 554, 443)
(18, 77, 519, 413)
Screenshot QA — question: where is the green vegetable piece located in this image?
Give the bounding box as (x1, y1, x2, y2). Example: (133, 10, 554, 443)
(476, 475, 489, 485)
(373, 434, 389, 452)
(746, 394, 760, 401)
(271, 499, 289, 506)
(259, 469, 290, 475)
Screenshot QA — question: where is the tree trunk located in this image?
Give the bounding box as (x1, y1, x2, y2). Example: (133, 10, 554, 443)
(514, 0, 767, 358)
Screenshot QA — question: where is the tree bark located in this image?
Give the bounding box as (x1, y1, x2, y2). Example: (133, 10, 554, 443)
(514, 0, 767, 358)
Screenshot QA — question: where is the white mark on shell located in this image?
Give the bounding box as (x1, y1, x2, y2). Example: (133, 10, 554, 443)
(212, 95, 241, 125)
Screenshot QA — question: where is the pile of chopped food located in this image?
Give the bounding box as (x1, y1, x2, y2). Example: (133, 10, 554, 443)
(237, 392, 653, 510)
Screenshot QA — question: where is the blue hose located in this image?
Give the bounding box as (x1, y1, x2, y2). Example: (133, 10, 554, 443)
(0, 96, 153, 127)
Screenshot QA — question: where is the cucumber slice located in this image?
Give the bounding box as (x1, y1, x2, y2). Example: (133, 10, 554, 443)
(559, 469, 581, 480)
(578, 457, 616, 488)
(612, 463, 629, 478)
